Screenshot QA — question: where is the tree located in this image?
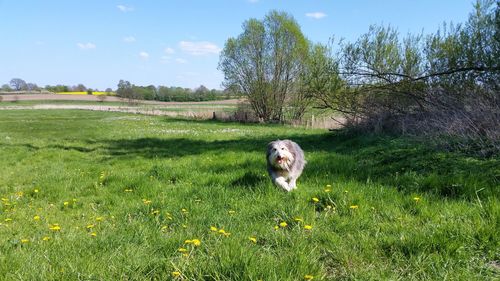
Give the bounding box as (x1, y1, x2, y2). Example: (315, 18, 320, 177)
(10, 78, 27, 91)
(1, 84, 12, 92)
(26, 83, 39, 91)
(75, 84, 87, 92)
(116, 80, 136, 102)
(219, 10, 310, 122)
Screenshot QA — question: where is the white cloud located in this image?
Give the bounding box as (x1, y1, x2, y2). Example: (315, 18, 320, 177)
(164, 47, 175, 54)
(179, 41, 221, 56)
(123, 36, 136, 43)
(117, 5, 134, 12)
(77, 42, 96, 50)
(175, 58, 188, 64)
(139, 51, 149, 60)
(306, 12, 327, 19)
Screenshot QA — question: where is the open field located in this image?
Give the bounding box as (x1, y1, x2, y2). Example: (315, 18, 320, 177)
(0, 110, 498, 280)
(55, 91, 114, 96)
(0, 94, 242, 105)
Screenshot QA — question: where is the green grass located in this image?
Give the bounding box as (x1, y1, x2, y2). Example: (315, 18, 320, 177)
(0, 110, 498, 280)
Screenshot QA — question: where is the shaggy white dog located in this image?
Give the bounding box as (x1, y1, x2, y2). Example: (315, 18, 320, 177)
(266, 139, 306, 191)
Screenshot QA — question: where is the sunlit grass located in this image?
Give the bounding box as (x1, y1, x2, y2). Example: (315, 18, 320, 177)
(0, 110, 497, 280)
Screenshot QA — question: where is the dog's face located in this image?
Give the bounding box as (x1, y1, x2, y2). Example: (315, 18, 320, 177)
(267, 140, 295, 170)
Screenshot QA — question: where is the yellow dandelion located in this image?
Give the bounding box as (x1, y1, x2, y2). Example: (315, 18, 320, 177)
(1, 198, 8, 202)
(161, 225, 168, 231)
(63, 201, 69, 206)
(413, 197, 421, 202)
(210, 226, 218, 232)
(349, 205, 359, 209)
(181, 208, 188, 213)
(312, 197, 319, 203)
(33, 215, 40, 221)
(42, 236, 50, 241)
(249, 237, 257, 243)
(34, 189, 39, 193)
(124, 189, 133, 192)
(151, 210, 160, 215)
(279, 222, 288, 227)
(218, 229, 226, 234)
(90, 232, 97, 237)
(4, 218, 12, 222)
(326, 184, 332, 188)
(324, 188, 331, 192)
(171, 271, 181, 278)
(142, 199, 152, 205)
(20, 239, 29, 244)
(16, 191, 24, 197)
(304, 225, 313, 230)
(178, 247, 188, 252)
(294, 217, 304, 222)
(274, 225, 279, 230)
(182, 224, 187, 228)
(228, 210, 236, 215)
(304, 274, 314, 280)
(49, 224, 61, 231)
(86, 224, 95, 229)
(185, 239, 201, 246)
(95, 217, 103, 222)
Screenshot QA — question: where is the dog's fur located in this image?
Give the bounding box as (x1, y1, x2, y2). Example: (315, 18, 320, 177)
(266, 139, 306, 191)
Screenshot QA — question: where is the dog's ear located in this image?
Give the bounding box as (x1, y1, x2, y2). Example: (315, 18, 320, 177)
(283, 140, 296, 157)
(266, 141, 275, 158)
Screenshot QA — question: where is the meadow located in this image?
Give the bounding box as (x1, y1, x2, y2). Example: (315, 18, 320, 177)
(0, 110, 498, 280)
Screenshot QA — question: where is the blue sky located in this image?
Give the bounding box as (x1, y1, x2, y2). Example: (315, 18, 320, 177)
(0, 0, 474, 90)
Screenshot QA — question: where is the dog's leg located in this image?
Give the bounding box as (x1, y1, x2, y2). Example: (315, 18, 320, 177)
(274, 176, 291, 191)
(289, 178, 297, 190)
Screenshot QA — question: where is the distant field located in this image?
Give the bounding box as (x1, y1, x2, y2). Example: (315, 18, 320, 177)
(0, 110, 497, 280)
(55, 91, 115, 96)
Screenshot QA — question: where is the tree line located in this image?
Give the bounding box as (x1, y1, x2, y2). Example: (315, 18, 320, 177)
(219, 0, 499, 154)
(115, 80, 233, 102)
(1, 78, 233, 102)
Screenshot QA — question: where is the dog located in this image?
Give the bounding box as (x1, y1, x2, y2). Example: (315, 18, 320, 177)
(266, 139, 306, 192)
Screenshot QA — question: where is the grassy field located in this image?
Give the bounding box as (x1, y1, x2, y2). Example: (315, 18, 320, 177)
(55, 91, 114, 96)
(0, 110, 498, 280)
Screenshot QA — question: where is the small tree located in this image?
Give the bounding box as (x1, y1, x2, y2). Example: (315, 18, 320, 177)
(87, 89, 93, 95)
(219, 10, 310, 122)
(10, 78, 27, 91)
(1, 84, 11, 92)
(97, 94, 106, 102)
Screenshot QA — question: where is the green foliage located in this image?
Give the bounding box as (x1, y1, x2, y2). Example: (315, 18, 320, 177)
(0, 110, 498, 280)
(219, 10, 310, 122)
(309, 0, 500, 152)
